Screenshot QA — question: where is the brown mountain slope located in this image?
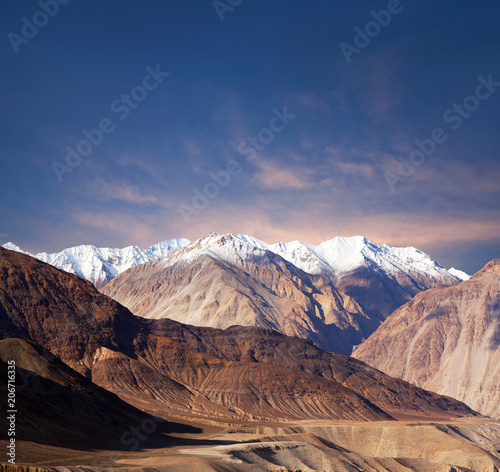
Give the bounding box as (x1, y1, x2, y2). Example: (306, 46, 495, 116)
(0, 247, 390, 422)
(354, 259, 500, 418)
(105, 331, 393, 422)
(148, 320, 476, 419)
(0, 338, 190, 449)
(0, 247, 477, 425)
(0, 247, 144, 374)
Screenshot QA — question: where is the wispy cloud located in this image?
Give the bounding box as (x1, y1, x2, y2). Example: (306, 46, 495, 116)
(251, 157, 314, 190)
(89, 178, 158, 205)
(116, 154, 161, 179)
(381, 155, 500, 201)
(172, 198, 500, 251)
(71, 209, 171, 248)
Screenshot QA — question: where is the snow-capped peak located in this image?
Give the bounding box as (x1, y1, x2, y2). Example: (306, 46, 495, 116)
(448, 267, 471, 281)
(2, 238, 191, 287)
(252, 235, 459, 286)
(2, 242, 25, 253)
(158, 233, 462, 290)
(161, 232, 275, 271)
(2, 232, 467, 290)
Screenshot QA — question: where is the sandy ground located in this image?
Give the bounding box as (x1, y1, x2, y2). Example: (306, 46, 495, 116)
(2, 416, 500, 471)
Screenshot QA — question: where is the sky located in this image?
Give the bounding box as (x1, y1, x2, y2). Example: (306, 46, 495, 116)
(1, 0, 499, 274)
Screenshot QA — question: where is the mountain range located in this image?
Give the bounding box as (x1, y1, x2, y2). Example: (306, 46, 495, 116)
(98, 232, 464, 354)
(3, 233, 468, 289)
(4, 233, 468, 355)
(0, 246, 476, 426)
(1, 243, 500, 470)
(2, 238, 191, 288)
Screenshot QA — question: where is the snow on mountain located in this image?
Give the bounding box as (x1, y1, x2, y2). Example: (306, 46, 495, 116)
(102, 233, 380, 354)
(161, 232, 282, 272)
(448, 267, 471, 281)
(1, 242, 25, 253)
(171, 232, 461, 286)
(2, 232, 465, 290)
(272, 235, 460, 285)
(150, 232, 464, 327)
(2, 239, 191, 288)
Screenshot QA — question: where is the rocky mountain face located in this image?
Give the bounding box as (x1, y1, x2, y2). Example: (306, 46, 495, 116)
(354, 259, 500, 419)
(0, 247, 477, 428)
(149, 321, 478, 419)
(244, 233, 464, 318)
(101, 233, 462, 354)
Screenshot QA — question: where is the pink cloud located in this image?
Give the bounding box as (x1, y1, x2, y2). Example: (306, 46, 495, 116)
(90, 179, 158, 205)
(251, 158, 314, 190)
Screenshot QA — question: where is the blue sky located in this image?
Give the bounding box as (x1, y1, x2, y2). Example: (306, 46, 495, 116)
(1, 0, 499, 273)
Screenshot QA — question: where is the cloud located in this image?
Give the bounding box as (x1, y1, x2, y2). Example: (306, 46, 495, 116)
(331, 160, 375, 179)
(169, 180, 500, 251)
(251, 157, 314, 190)
(89, 178, 158, 205)
(341, 213, 500, 249)
(331, 87, 351, 114)
(57, 172, 500, 277)
(381, 155, 500, 202)
(116, 154, 160, 179)
(182, 137, 202, 158)
(71, 209, 171, 248)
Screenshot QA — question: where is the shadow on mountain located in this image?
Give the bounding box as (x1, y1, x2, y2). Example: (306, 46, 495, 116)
(423, 306, 450, 323)
(488, 300, 500, 349)
(0, 339, 201, 451)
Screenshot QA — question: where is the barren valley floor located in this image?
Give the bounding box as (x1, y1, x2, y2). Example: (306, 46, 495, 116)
(3, 416, 500, 472)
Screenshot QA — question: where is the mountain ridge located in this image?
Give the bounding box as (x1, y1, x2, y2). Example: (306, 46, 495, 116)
(2, 238, 191, 288)
(2, 232, 469, 289)
(101, 232, 466, 354)
(0, 246, 478, 424)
